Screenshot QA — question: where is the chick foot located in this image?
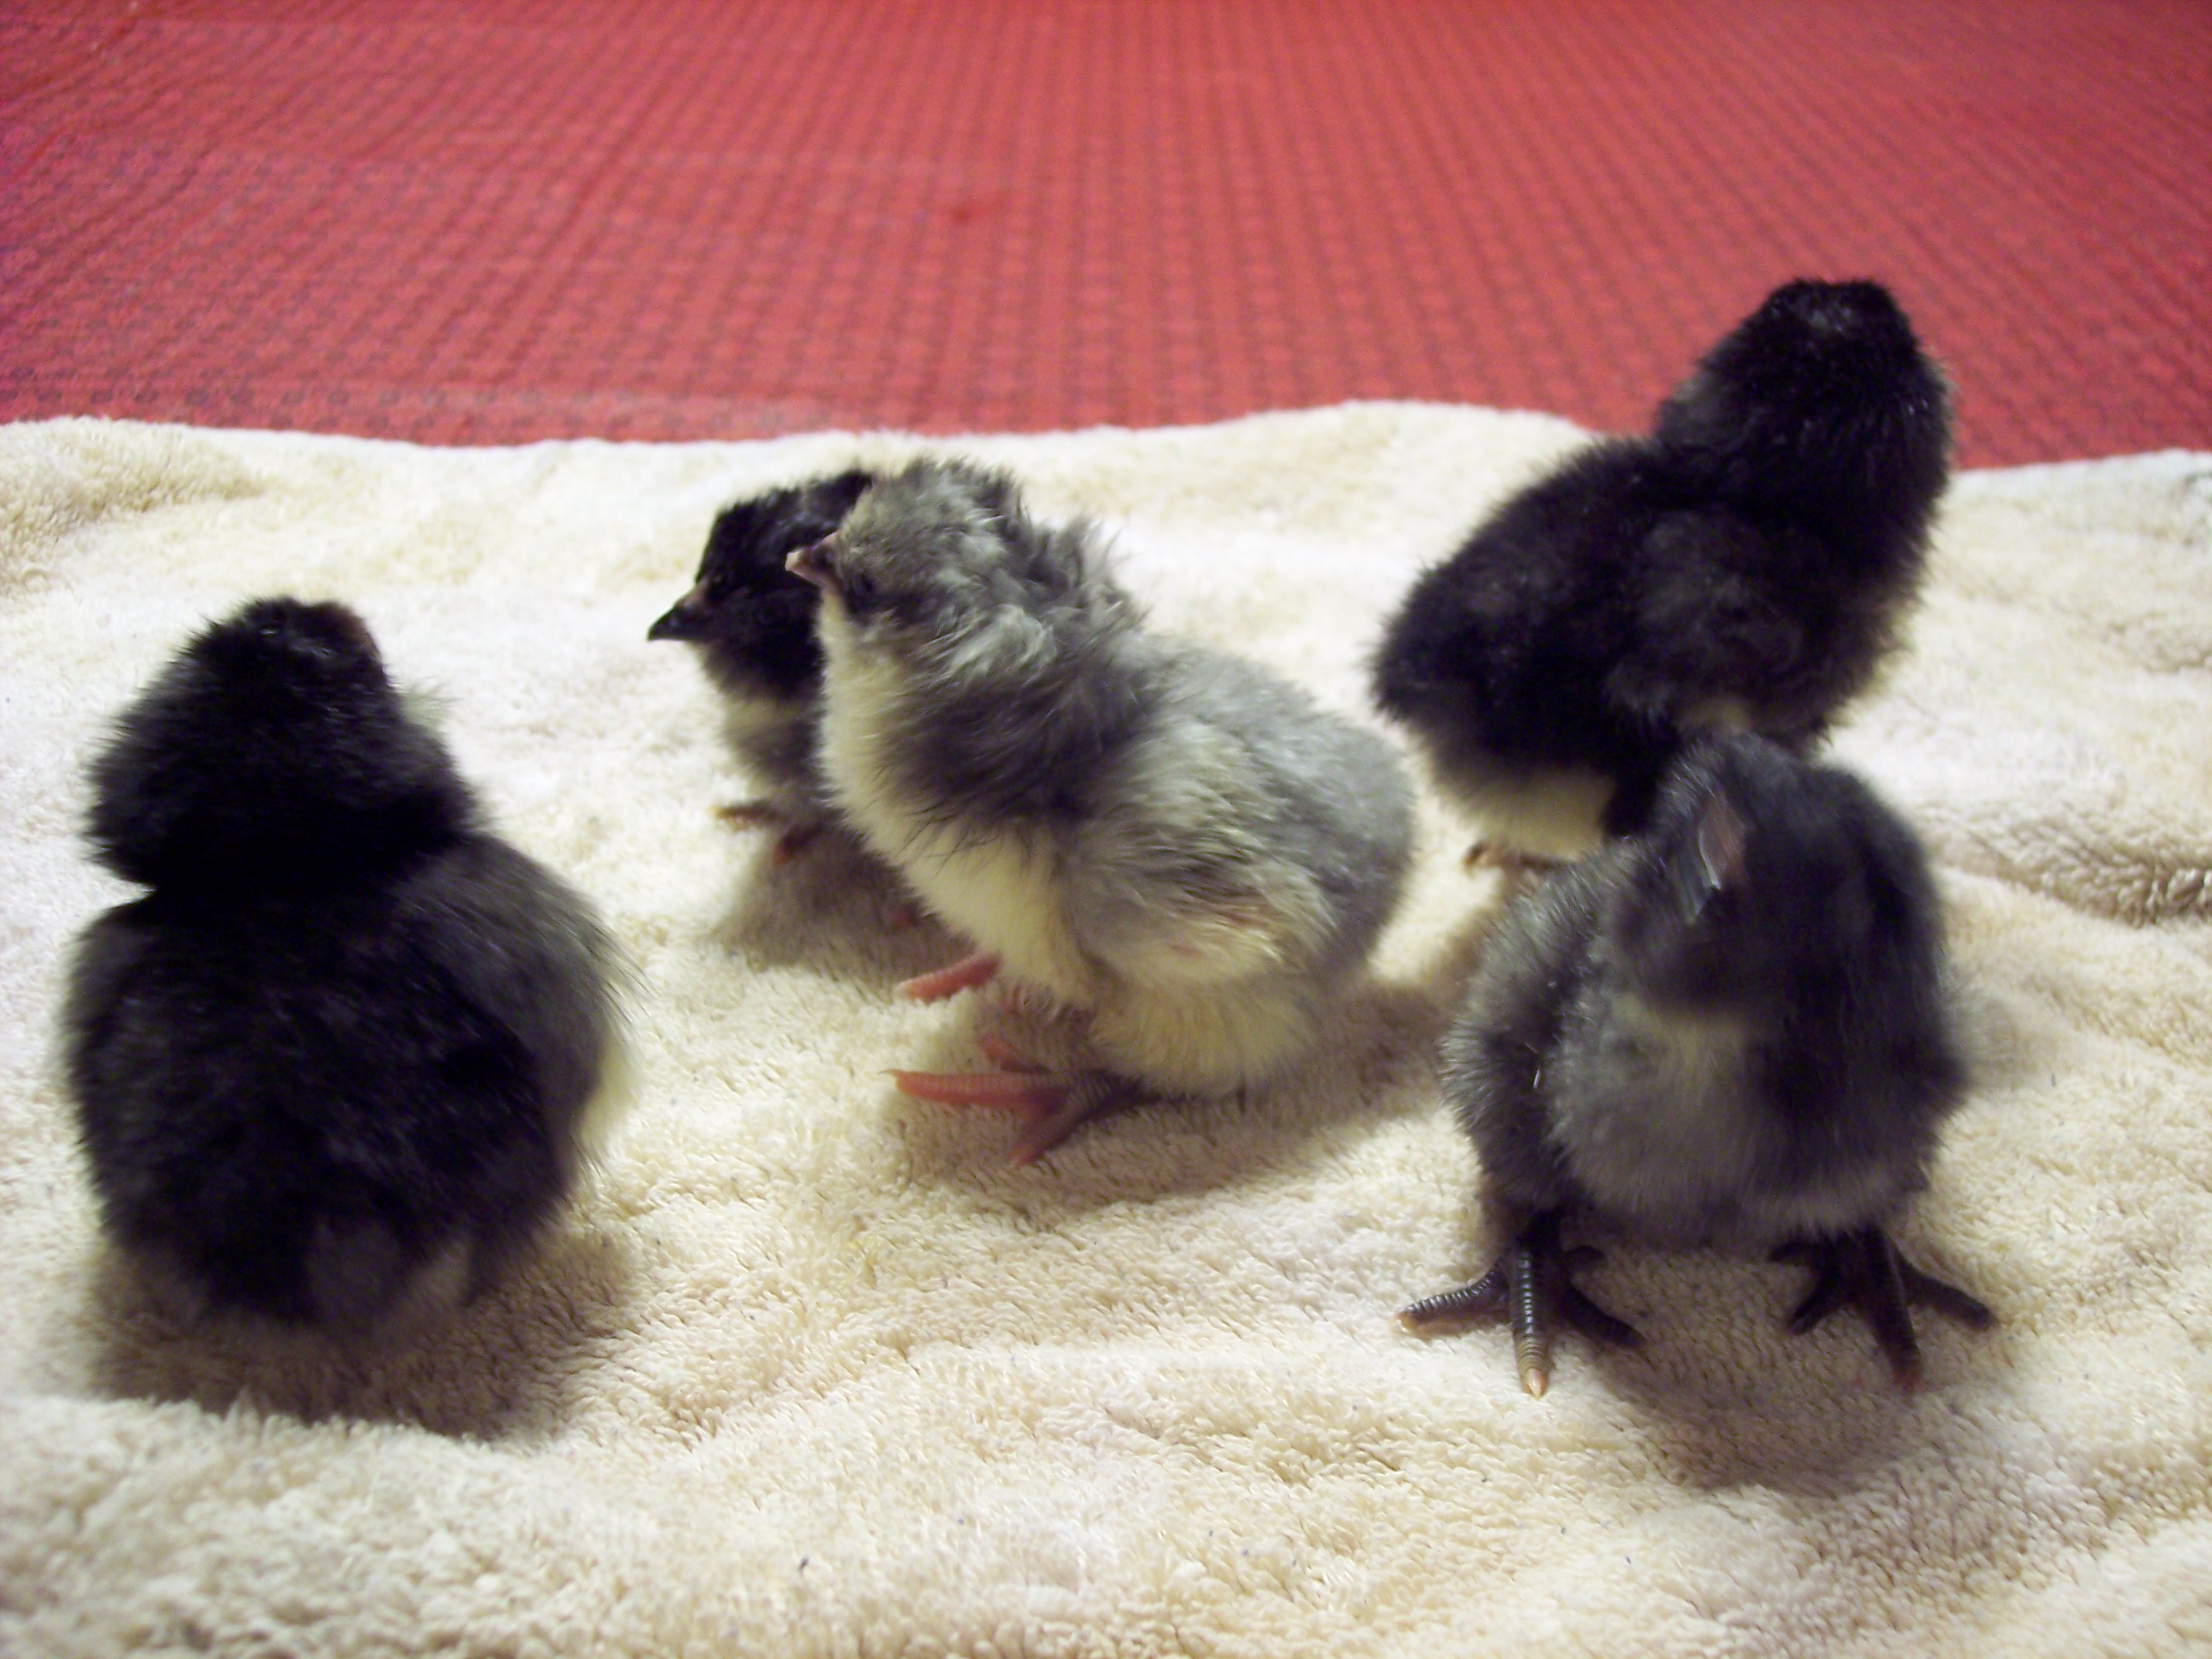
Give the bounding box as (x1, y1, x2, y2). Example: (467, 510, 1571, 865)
(1774, 1226, 1994, 1389)
(713, 801, 822, 864)
(892, 1036, 1142, 1165)
(1461, 840, 1562, 878)
(1400, 1209, 1639, 1396)
(897, 951, 1001, 1002)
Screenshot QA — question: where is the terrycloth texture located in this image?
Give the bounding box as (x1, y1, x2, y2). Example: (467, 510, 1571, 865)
(2, 407, 2208, 1657)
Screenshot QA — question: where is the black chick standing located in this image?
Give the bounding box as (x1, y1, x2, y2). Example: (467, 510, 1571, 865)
(648, 469, 876, 859)
(1404, 732, 1993, 1393)
(62, 599, 627, 1334)
(1373, 279, 1950, 866)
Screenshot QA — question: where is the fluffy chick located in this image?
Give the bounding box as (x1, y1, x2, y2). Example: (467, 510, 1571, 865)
(1403, 732, 1992, 1393)
(789, 458, 1415, 1162)
(1373, 279, 1950, 865)
(63, 598, 627, 1334)
(649, 469, 876, 858)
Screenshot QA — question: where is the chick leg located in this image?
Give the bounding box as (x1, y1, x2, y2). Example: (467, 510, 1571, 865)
(1774, 1226, 1995, 1389)
(1400, 1209, 1640, 1396)
(892, 1036, 1142, 1166)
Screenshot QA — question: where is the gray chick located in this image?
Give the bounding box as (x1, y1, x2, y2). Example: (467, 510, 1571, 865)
(63, 598, 628, 1334)
(1403, 731, 1992, 1393)
(648, 469, 876, 860)
(787, 458, 1415, 1163)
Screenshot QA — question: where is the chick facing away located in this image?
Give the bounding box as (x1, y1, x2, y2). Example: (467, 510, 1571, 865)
(1373, 278, 1950, 868)
(1403, 731, 1992, 1393)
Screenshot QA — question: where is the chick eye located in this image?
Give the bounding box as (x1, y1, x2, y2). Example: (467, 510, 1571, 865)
(842, 568, 877, 609)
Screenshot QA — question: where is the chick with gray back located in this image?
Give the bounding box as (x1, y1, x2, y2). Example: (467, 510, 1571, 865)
(791, 458, 1414, 1163)
(1403, 732, 1992, 1393)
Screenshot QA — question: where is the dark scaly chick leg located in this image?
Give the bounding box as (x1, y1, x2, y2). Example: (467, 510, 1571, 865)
(1774, 1224, 1994, 1389)
(1401, 1209, 1640, 1396)
(893, 1036, 1145, 1166)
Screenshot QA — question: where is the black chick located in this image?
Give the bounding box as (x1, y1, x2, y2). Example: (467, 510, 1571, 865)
(1403, 732, 1993, 1393)
(648, 469, 877, 860)
(62, 598, 627, 1334)
(1373, 279, 1950, 866)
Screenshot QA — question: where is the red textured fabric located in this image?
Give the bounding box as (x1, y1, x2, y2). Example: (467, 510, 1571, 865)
(3, 0, 2206, 465)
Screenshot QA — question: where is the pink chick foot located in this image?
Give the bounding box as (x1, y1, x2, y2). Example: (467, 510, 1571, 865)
(898, 950, 1003, 1002)
(892, 1036, 1142, 1165)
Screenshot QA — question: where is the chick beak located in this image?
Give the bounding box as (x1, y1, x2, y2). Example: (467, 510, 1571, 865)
(647, 579, 713, 643)
(785, 537, 835, 592)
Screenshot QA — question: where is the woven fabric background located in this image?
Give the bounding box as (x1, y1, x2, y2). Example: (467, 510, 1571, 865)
(4, 0, 2208, 465)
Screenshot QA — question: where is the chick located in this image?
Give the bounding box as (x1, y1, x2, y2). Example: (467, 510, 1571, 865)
(788, 458, 1415, 1163)
(1372, 279, 1950, 866)
(62, 598, 627, 1334)
(1403, 732, 1992, 1393)
(648, 469, 876, 859)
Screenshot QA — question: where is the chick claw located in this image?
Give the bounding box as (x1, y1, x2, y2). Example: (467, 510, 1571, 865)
(891, 1037, 1139, 1165)
(712, 802, 821, 864)
(1400, 1210, 1639, 1396)
(770, 823, 822, 864)
(1462, 840, 1563, 878)
(1774, 1226, 1995, 1389)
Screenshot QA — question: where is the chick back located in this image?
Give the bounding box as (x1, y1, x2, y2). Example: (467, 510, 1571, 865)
(1374, 278, 1949, 847)
(64, 833, 620, 1330)
(828, 613, 1412, 1092)
(1066, 643, 1414, 1091)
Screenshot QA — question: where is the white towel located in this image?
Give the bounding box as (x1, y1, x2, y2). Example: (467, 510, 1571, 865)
(3, 407, 2208, 1657)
